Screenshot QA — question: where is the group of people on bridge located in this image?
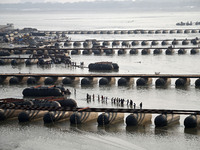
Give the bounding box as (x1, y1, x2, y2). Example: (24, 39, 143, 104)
(86, 93, 143, 109)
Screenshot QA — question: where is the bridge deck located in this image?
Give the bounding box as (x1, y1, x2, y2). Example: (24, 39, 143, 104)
(0, 105, 199, 115)
(0, 73, 200, 78)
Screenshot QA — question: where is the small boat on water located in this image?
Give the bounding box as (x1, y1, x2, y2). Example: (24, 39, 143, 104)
(22, 85, 71, 97)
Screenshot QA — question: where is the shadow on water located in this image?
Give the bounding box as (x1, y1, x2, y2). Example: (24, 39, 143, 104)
(97, 122, 125, 133)
(126, 123, 152, 134)
(155, 85, 169, 90)
(175, 86, 190, 91)
(154, 122, 180, 136)
(136, 86, 150, 90)
(184, 128, 200, 135)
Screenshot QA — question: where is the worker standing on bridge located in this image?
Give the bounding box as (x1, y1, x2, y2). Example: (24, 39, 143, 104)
(134, 103, 136, 109)
(130, 100, 133, 107)
(140, 102, 142, 109)
(93, 94, 95, 101)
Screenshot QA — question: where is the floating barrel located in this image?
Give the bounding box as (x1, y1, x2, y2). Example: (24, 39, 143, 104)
(190, 48, 199, 54)
(27, 77, 44, 85)
(195, 78, 200, 88)
(0, 76, 8, 84)
(107, 30, 114, 34)
(155, 30, 162, 34)
(0, 51, 10, 56)
(62, 77, 77, 85)
(99, 77, 115, 85)
(182, 39, 189, 45)
(155, 78, 171, 87)
(64, 41, 72, 47)
(178, 48, 187, 54)
(148, 30, 154, 34)
(134, 30, 140, 34)
(0, 59, 5, 65)
(114, 31, 121, 34)
(81, 31, 87, 34)
(130, 49, 138, 54)
(11, 59, 20, 66)
(81, 77, 96, 85)
(136, 77, 152, 86)
(170, 30, 176, 34)
(175, 78, 190, 87)
(121, 30, 128, 34)
(191, 38, 199, 45)
(71, 49, 80, 55)
(151, 40, 159, 46)
(68, 31, 74, 34)
(43, 98, 77, 123)
(27, 77, 37, 84)
(18, 110, 48, 122)
(83, 41, 92, 48)
(43, 111, 72, 123)
(0, 109, 23, 121)
(112, 41, 120, 47)
(74, 31, 81, 34)
(104, 49, 114, 55)
(44, 77, 58, 85)
(18, 101, 60, 122)
(177, 30, 183, 33)
(25, 59, 32, 65)
(118, 77, 133, 86)
(141, 30, 148, 34)
(126, 113, 152, 126)
(184, 29, 190, 33)
(100, 31, 107, 34)
(103, 41, 110, 46)
(37, 50, 44, 55)
(161, 40, 169, 45)
(154, 114, 180, 127)
(93, 49, 102, 55)
(141, 49, 150, 55)
(172, 40, 179, 45)
(191, 29, 198, 33)
(118, 49, 126, 55)
(97, 112, 124, 126)
(88, 62, 118, 71)
(14, 50, 22, 55)
(184, 115, 200, 128)
(93, 41, 101, 46)
(153, 49, 162, 54)
(128, 30, 134, 34)
(87, 31, 93, 34)
(94, 31, 100, 34)
(122, 41, 130, 47)
(131, 41, 139, 46)
(141, 41, 149, 46)
(165, 48, 175, 55)
(57, 98, 77, 108)
(25, 59, 37, 65)
(70, 112, 98, 124)
(22, 86, 65, 97)
(82, 49, 92, 55)
(73, 41, 81, 47)
(9, 76, 23, 85)
(162, 30, 169, 34)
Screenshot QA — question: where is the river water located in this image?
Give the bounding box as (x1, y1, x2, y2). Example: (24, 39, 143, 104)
(0, 10, 200, 150)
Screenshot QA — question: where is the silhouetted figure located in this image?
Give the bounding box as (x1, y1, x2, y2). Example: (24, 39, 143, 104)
(130, 100, 133, 107)
(134, 103, 136, 109)
(140, 102, 142, 109)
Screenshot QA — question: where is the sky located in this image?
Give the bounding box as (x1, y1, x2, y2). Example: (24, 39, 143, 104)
(0, 0, 136, 4)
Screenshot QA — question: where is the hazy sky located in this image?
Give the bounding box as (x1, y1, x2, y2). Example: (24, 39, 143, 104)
(0, 0, 136, 4)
